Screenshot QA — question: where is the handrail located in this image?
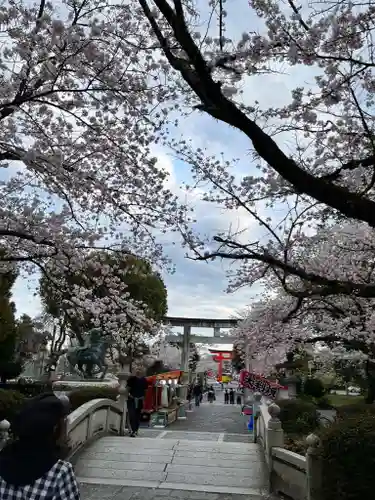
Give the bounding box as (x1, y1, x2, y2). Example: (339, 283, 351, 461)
(67, 398, 122, 432)
(66, 398, 124, 461)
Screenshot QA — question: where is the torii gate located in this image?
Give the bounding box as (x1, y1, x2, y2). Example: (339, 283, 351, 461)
(164, 316, 238, 375)
(208, 348, 233, 382)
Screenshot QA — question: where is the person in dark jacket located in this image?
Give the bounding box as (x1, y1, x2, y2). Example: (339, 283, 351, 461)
(193, 384, 202, 407)
(229, 388, 235, 404)
(0, 392, 80, 500)
(207, 385, 215, 403)
(224, 389, 229, 404)
(127, 369, 149, 437)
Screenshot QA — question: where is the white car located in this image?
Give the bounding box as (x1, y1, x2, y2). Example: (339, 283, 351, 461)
(347, 386, 361, 394)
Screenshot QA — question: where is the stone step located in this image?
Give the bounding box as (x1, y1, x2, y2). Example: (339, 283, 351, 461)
(76, 435, 267, 495)
(165, 463, 265, 478)
(82, 450, 263, 466)
(78, 480, 268, 499)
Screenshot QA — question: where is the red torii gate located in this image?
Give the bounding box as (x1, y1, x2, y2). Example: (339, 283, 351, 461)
(208, 348, 232, 382)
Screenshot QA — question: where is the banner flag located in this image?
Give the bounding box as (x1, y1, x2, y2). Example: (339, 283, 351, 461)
(239, 370, 287, 399)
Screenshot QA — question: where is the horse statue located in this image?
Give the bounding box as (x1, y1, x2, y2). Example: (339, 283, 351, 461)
(65, 329, 112, 379)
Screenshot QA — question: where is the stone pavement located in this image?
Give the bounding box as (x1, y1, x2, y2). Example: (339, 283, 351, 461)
(78, 400, 268, 500)
(171, 400, 249, 435)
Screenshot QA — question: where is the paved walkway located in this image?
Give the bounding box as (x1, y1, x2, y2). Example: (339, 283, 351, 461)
(78, 400, 268, 500)
(171, 400, 249, 436)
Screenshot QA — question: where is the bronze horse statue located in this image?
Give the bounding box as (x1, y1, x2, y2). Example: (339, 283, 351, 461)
(65, 329, 112, 379)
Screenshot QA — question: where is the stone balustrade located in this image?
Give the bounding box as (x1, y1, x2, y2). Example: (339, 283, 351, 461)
(66, 398, 124, 460)
(255, 401, 322, 500)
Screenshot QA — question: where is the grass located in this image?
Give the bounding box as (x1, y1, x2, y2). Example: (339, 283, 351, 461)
(327, 394, 364, 407)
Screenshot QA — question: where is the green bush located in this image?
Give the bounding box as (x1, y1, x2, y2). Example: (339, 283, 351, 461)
(303, 377, 325, 398)
(320, 413, 375, 500)
(69, 387, 118, 411)
(278, 399, 319, 435)
(0, 388, 26, 422)
(52, 383, 118, 392)
(284, 436, 307, 455)
(315, 395, 333, 409)
(336, 402, 375, 420)
(0, 381, 53, 397)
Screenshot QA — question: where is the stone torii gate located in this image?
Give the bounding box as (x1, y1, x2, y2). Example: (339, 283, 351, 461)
(164, 316, 238, 376)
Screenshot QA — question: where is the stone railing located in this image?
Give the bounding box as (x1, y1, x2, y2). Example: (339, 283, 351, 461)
(66, 398, 124, 460)
(0, 398, 125, 460)
(255, 402, 322, 500)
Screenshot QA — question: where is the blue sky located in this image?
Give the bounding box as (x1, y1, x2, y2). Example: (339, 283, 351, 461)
(6, 1, 318, 327)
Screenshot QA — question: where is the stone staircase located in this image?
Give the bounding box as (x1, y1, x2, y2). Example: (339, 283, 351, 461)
(76, 434, 268, 498)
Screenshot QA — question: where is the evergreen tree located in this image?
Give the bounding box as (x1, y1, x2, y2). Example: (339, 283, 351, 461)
(0, 263, 22, 382)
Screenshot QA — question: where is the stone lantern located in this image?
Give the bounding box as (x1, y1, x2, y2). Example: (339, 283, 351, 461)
(276, 352, 304, 399)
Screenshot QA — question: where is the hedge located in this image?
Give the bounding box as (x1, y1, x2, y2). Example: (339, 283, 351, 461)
(0, 389, 26, 422)
(0, 382, 53, 398)
(277, 398, 319, 436)
(320, 413, 375, 500)
(52, 382, 119, 392)
(336, 402, 375, 420)
(69, 386, 118, 411)
(303, 378, 325, 399)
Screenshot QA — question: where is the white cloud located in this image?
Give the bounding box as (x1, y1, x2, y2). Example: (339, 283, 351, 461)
(151, 146, 176, 191)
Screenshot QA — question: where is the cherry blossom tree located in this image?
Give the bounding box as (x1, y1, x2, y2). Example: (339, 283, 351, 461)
(232, 223, 375, 400)
(0, 1, 185, 338)
(134, 1, 375, 399)
(136, 0, 375, 301)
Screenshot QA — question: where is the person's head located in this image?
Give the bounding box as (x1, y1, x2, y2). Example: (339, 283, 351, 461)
(135, 368, 144, 378)
(11, 392, 70, 446)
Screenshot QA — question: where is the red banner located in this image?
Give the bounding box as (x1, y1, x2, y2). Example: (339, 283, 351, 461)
(239, 370, 287, 399)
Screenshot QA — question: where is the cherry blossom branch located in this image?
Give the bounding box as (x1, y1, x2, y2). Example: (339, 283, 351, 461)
(321, 154, 375, 182)
(141, 0, 375, 227)
(287, 0, 309, 31)
(193, 235, 375, 298)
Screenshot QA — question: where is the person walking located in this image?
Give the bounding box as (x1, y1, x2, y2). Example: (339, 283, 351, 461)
(127, 369, 149, 437)
(224, 388, 229, 404)
(207, 385, 215, 403)
(193, 383, 202, 407)
(229, 388, 235, 404)
(0, 392, 80, 500)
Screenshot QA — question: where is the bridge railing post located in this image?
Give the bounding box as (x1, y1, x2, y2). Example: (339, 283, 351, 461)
(266, 403, 284, 492)
(253, 392, 262, 443)
(0, 419, 10, 451)
(306, 433, 322, 500)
